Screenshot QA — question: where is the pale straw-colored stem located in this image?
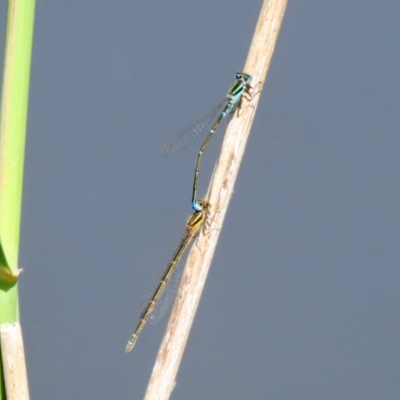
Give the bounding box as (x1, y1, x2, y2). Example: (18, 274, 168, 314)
(1, 323, 30, 400)
(144, 1, 288, 399)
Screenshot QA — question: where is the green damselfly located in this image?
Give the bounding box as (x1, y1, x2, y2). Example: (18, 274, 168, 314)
(125, 199, 210, 353)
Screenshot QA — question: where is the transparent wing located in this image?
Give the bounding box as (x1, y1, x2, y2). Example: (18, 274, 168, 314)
(137, 234, 192, 324)
(163, 99, 226, 156)
(148, 259, 184, 324)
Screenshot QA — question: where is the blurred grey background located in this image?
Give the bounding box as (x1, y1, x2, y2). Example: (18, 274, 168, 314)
(1, 1, 400, 399)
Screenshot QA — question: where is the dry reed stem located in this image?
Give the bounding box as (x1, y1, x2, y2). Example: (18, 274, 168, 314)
(144, 1, 288, 399)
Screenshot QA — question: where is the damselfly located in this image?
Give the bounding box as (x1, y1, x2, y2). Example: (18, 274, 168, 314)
(125, 199, 210, 353)
(163, 72, 252, 211)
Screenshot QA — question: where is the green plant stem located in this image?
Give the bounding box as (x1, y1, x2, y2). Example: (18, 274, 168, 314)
(0, 0, 36, 398)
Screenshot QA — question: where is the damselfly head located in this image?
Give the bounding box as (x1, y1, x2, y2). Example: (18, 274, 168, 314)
(235, 72, 253, 83)
(196, 198, 211, 212)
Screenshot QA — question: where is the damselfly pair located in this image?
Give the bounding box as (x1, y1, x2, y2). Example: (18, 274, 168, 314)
(126, 72, 253, 352)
